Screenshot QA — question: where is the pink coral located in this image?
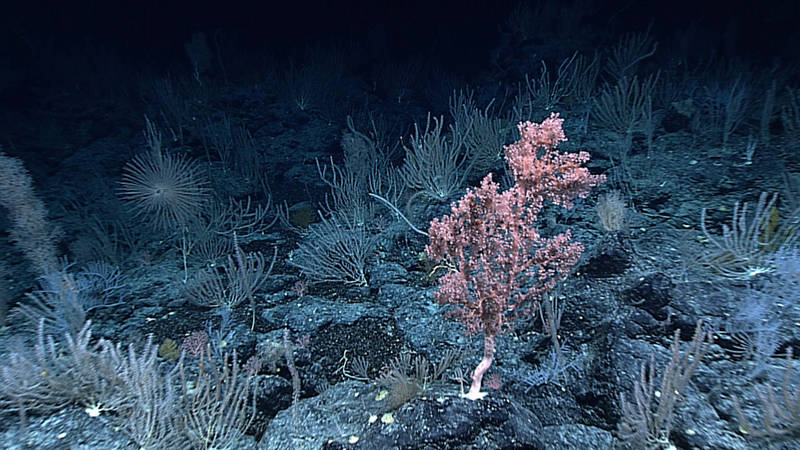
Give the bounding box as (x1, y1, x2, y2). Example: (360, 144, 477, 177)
(425, 113, 604, 399)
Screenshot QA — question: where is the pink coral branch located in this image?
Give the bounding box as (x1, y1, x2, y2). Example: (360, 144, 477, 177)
(426, 113, 604, 399)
